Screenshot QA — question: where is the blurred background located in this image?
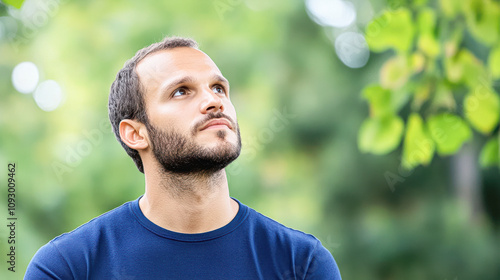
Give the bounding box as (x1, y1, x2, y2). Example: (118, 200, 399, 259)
(1, 0, 499, 279)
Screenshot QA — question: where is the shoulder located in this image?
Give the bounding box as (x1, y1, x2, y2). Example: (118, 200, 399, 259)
(52, 200, 132, 246)
(247, 207, 319, 247)
(245, 207, 342, 279)
(25, 200, 135, 279)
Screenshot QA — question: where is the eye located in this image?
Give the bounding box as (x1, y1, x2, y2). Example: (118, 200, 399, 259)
(172, 87, 188, 97)
(212, 85, 226, 95)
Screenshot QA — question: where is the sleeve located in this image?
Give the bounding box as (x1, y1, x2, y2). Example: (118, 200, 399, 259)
(303, 240, 341, 280)
(24, 242, 74, 280)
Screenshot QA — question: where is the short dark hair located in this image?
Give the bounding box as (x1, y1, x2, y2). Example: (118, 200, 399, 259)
(108, 36, 198, 173)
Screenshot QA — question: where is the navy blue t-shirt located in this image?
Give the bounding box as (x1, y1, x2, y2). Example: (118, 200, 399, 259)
(25, 197, 341, 279)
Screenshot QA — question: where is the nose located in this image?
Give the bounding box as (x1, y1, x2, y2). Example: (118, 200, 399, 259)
(200, 87, 224, 114)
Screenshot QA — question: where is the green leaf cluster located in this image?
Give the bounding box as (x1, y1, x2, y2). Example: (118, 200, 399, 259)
(1, 0, 25, 9)
(359, 0, 500, 169)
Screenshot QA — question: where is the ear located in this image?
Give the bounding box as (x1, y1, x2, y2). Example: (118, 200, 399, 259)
(119, 119, 149, 151)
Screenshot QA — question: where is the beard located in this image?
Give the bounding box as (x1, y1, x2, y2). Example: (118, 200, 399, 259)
(145, 113, 241, 175)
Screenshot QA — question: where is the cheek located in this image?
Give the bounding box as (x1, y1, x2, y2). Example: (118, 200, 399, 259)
(224, 102, 237, 119)
(148, 106, 192, 132)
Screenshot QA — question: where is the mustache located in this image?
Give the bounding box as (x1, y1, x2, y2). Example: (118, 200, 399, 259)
(192, 112, 237, 135)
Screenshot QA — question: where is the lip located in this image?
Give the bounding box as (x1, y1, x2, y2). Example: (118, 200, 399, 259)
(199, 118, 233, 131)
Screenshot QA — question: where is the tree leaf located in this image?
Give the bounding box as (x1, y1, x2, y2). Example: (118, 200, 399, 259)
(1, 0, 25, 9)
(488, 45, 500, 79)
(464, 86, 500, 134)
(358, 115, 404, 155)
(365, 8, 415, 53)
(410, 52, 426, 73)
(427, 113, 472, 155)
(402, 113, 435, 169)
(440, 0, 462, 18)
(444, 26, 464, 58)
(362, 84, 410, 118)
(418, 33, 440, 58)
(444, 52, 465, 83)
(412, 80, 432, 110)
(412, 0, 429, 9)
(479, 136, 499, 167)
(430, 82, 456, 110)
(380, 55, 411, 89)
(445, 49, 488, 86)
(463, 0, 500, 46)
(416, 8, 440, 58)
(417, 8, 436, 34)
(362, 85, 393, 118)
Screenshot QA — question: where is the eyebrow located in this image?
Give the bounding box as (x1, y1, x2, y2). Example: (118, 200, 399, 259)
(213, 74, 229, 86)
(160, 74, 229, 94)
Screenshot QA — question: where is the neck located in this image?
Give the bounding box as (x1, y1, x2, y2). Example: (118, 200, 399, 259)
(140, 167, 239, 234)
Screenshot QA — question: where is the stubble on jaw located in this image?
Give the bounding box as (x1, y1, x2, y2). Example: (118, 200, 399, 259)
(151, 125, 240, 197)
(148, 125, 240, 174)
(141, 108, 241, 197)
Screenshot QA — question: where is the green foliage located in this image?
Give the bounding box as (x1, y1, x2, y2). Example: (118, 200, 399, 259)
(360, 0, 500, 169)
(362, 85, 393, 117)
(464, 86, 500, 134)
(358, 115, 405, 154)
(402, 113, 435, 169)
(480, 136, 500, 167)
(463, 0, 500, 46)
(417, 8, 440, 58)
(1, 0, 25, 9)
(439, 0, 461, 17)
(366, 8, 415, 53)
(427, 113, 472, 155)
(380, 55, 412, 89)
(489, 46, 500, 78)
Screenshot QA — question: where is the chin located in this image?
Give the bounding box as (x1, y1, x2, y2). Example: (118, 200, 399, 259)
(206, 140, 239, 153)
(199, 129, 236, 143)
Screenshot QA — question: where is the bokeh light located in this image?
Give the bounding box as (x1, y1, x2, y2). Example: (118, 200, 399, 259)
(305, 0, 356, 28)
(334, 31, 369, 68)
(33, 80, 63, 111)
(11, 61, 40, 94)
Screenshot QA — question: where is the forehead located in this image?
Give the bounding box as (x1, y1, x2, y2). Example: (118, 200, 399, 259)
(135, 47, 222, 89)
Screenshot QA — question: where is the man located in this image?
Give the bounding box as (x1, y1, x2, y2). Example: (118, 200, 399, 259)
(25, 36, 341, 279)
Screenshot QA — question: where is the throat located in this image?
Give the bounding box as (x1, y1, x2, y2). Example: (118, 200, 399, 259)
(159, 169, 226, 198)
(140, 168, 237, 234)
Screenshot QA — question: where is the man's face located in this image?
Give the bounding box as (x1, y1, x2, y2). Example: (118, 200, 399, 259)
(136, 47, 241, 174)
